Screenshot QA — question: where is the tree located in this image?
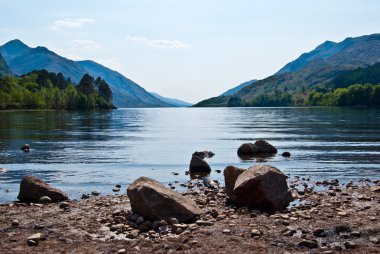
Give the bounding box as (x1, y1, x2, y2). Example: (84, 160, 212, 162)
(77, 74, 96, 95)
(98, 79, 113, 101)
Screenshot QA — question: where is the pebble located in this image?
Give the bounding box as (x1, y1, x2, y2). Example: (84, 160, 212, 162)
(250, 229, 261, 237)
(298, 239, 318, 248)
(195, 220, 214, 226)
(312, 228, 325, 237)
(91, 190, 100, 196)
(136, 216, 144, 225)
(112, 188, 120, 192)
(39, 196, 52, 204)
(81, 194, 90, 199)
(344, 241, 358, 249)
(369, 236, 379, 244)
(125, 230, 140, 239)
(115, 184, 121, 188)
(118, 249, 126, 254)
(59, 202, 69, 209)
(34, 224, 45, 229)
(222, 229, 231, 235)
(169, 217, 179, 225)
(11, 220, 19, 227)
(27, 239, 38, 246)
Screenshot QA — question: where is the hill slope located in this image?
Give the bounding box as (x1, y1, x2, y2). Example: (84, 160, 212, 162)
(0, 53, 11, 76)
(220, 79, 257, 96)
(150, 92, 192, 107)
(0, 40, 176, 107)
(195, 33, 380, 107)
(76, 60, 172, 107)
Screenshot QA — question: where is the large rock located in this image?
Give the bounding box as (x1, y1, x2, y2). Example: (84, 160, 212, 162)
(237, 140, 277, 157)
(17, 176, 68, 202)
(189, 155, 211, 173)
(127, 177, 202, 223)
(233, 165, 292, 212)
(223, 166, 245, 201)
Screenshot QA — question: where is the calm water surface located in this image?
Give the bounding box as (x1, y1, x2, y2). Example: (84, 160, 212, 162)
(0, 107, 379, 202)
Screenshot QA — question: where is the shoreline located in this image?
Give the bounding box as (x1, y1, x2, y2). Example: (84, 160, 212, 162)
(1, 177, 379, 253)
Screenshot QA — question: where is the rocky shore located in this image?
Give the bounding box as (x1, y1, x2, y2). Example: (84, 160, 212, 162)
(1, 175, 379, 253)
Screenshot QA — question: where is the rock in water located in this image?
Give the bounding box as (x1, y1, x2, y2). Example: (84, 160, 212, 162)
(237, 140, 277, 157)
(21, 144, 30, 152)
(127, 177, 202, 223)
(233, 165, 292, 212)
(189, 155, 211, 173)
(192, 151, 215, 159)
(223, 166, 245, 201)
(17, 176, 68, 203)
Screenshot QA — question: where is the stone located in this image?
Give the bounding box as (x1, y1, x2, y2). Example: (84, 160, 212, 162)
(237, 140, 277, 157)
(369, 236, 379, 244)
(313, 228, 326, 237)
(39, 196, 52, 204)
(233, 165, 293, 212)
(250, 229, 261, 237)
(298, 239, 318, 248)
(223, 166, 245, 201)
(27, 239, 38, 246)
(81, 194, 90, 199)
(371, 186, 380, 192)
(195, 220, 214, 226)
(112, 188, 120, 192)
(136, 216, 144, 225)
(21, 144, 30, 152)
(189, 155, 211, 173)
(127, 177, 202, 223)
(222, 229, 231, 234)
(11, 220, 19, 227)
(344, 241, 357, 249)
(91, 190, 100, 196)
(192, 151, 215, 159)
(118, 249, 126, 254)
(169, 217, 179, 225)
(59, 202, 69, 209)
(17, 176, 68, 203)
(27, 233, 45, 242)
(126, 230, 140, 239)
(282, 152, 291, 157)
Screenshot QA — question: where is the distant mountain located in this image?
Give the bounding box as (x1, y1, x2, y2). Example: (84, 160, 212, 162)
(195, 33, 380, 107)
(0, 39, 179, 107)
(0, 53, 11, 76)
(0, 39, 86, 82)
(221, 79, 257, 96)
(77, 60, 172, 107)
(150, 92, 192, 107)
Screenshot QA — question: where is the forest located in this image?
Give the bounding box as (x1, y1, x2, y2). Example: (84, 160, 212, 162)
(0, 70, 115, 110)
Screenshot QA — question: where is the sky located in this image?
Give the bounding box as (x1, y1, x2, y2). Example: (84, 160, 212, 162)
(1, 0, 380, 103)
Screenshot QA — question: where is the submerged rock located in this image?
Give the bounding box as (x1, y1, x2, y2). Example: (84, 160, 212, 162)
(237, 140, 277, 157)
(189, 155, 211, 173)
(17, 176, 68, 203)
(233, 165, 292, 212)
(192, 151, 215, 159)
(127, 177, 202, 223)
(21, 144, 30, 152)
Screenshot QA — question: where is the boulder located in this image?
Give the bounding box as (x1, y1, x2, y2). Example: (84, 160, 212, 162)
(21, 144, 30, 152)
(127, 177, 202, 223)
(233, 165, 292, 212)
(17, 176, 68, 203)
(237, 140, 277, 157)
(223, 166, 245, 201)
(192, 151, 215, 159)
(189, 155, 211, 173)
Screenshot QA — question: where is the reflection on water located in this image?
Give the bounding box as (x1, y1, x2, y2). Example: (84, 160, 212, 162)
(0, 107, 379, 202)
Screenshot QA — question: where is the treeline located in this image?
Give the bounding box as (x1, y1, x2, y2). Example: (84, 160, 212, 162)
(0, 70, 115, 110)
(227, 83, 380, 107)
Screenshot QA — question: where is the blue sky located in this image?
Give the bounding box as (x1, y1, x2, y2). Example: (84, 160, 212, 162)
(1, 0, 380, 103)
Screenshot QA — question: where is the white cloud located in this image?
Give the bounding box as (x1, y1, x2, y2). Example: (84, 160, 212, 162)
(126, 35, 190, 49)
(51, 18, 95, 30)
(150, 39, 190, 49)
(70, 40, 102, 50)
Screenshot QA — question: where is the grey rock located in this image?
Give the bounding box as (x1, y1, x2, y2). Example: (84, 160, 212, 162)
(91, 190, 100, 196)
(59, 202, 69, 209)
(17, 176, 68, 203)
(39, 196, 52, 204)
(11, 220, 19, 227)
(127, 177, 202, 223)
(233, 165, 293, 212)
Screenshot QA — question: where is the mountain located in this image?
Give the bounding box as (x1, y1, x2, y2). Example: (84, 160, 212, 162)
(0, 53, 11, 76)
(195, 33, 380, 107)
(150, 92, 192, 107)
(0, 39, 86, 82)
(220, 79, 257, 96)
(76, 60, 172, 107)
(0, 39, 176, 107)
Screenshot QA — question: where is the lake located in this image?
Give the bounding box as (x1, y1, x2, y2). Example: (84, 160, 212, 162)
(0, 107, 379, 202)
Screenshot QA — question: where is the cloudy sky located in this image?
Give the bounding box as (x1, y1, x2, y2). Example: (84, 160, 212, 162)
(1, 0, 379, 103)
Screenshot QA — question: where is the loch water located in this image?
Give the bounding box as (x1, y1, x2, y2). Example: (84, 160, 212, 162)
(0, 107, 379, 202)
